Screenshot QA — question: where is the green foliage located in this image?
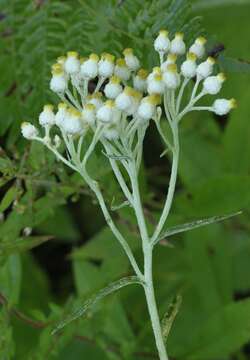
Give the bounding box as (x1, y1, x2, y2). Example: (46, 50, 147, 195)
(0, 0, 250, 359)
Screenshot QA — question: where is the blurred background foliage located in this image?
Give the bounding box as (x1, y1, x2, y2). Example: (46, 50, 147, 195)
(0, 0, 250, 359)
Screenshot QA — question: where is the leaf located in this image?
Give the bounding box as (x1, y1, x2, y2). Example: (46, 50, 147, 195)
(52, 276, 143, 334)
(185, 299, 250, 360)
(162, 294, 182, 341)
(102, 151, 131, 161)
(0, 236, 53, 257)
(0, 186, 19, 212)
(155, 211, 242, 245)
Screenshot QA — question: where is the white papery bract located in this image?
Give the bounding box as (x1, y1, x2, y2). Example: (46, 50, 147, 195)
(82, 104, 96, 125)
(196, 57, 215, 79)
(154, 30, 170, 54)
(55, 103, 67, 127)
(64, 52, 80, 74)
(162, 64, 180, 89)
(189, 37, 207, 58)
(181, 52, 197, 78)
(203, 73, 226, 95)
(213, 98, 237, 115)
(21, 122, 38, 139)
(98, 53, 115, 78)
(80, 54, 99, 79)
(170, 32, 186, 55)
(97, 100, 116, 123)
(39, 105, 55, 127)
(133, 69, 148, 92)
(123, 48, 140, 71)
(114, 59, 131, 81)
(104, 76, 123, 99)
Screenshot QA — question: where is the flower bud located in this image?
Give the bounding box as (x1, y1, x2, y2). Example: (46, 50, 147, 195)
(114, 59, 131, 81)
(115, 87, 134, 111)
(161, 54, 177, 72)
(137, 95, 160, 121)
(80, 53, 99, 79)
(123, 48, 140, 71)
(21, 122, 38, 140)
(203, 73, 226, 95)
(50, 64, 67, 93)
(39, 105, 55, 127)
(181, 52, 197, 78)
(82, 103, 96, 125)
(62, 108, 84, 135)
(64, 51, 80, 74)
(133, 69, 148, 92)
(97, 100, 116, 123)
(98, 53, 115, 78)
(170, 32, 186, 55)
(55, 103, 67, 127)
(189, 37, 207, 59)
(196, 57, 215, 79)
(212, 98, 237, 115)
(147, 73, 165, 95)
(162, 64, 180, 89)
(154, 30, 170, 53)
(104, 76, 123, 99)
(88, 92, 103, 110)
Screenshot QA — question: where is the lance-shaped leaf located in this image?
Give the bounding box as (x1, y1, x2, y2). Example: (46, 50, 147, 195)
(52, 276, 143, 335)
(162, 294, 182, 341)
(102, 151, 131, 161)
(154, 211, 242, 245)
(0, 236, 53, 257)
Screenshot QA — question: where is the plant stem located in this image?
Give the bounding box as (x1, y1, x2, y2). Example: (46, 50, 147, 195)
(144, 245, 169, 360)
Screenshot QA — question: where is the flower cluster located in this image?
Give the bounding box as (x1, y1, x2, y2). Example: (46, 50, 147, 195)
(21, 30, 236, 151)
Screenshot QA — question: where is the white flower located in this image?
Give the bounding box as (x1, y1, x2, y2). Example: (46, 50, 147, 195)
(97, 100, 116, 123)
(170, 32, 186, 55)
(104, 76, 123, 99)
(82, 103, 96, 125)
(203, 73, 226, 95)
(80, 53, 99, 79)
(189, 37, 207, 59)
(147, 67, 162, 82)
(115, 87, 134, 111)
(213, 98, 236, 115)
(126, 90, 142, 116)
(196, 57, 215, 79)
(114, 58, 131, 81)
(162, 64, 180, 89)
(123, 48, 140, 71)
(50, 64, 67, 93)
(39, 105, 55, 127)
(181, 52, 197, 78)
(64, 51, 80, 74)
(137, 95, 160, 121)
(62, 108, 84, 135)
(161, 54, 177, 72)
(147, 73, 165, 95)
(98, 53, 115, 78)
(88, 92, 103, 110)
(133, 69, 148, 92)
(21, 122, 38, 140)
(55, 103, 67, 127)
(154, 30, 170, 53)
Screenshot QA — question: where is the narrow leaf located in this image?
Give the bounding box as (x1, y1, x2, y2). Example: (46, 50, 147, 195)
(111, 198, 131, 211)
(0, 187, 19, 212)
(52, 276, 143, 334)
(162, 294, 182, 341)
(155, 211, 242, 245)
(102, 151, 131, 161)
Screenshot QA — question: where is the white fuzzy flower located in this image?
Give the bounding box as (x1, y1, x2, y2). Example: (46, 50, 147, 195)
(196, 57, 215, 79)
(162, 64, 180, 89)
(88, 92, 103, 110)
(97, 100, 116, 123)
(147, 73, 165, 95)
(82, 104, 96, 125)
(147, 67, 162, 82)
(137, 95, 160, 121)
(64, 51, 80, 74)
(203, 73, 226, 95)
(170, 32, 186, 55)
(62, 108, 83, 135)
(161, 54, 177, 72)
(154, 30, 170, 53)
(50, 64, 67, 93)
(55, 103, 67, 127)
(181, 52, 197, 78)
(104, 76, 123, 99)
(126, 90, 142, 116)
(213, 98, 237, 115)
(123, 48, 140, 71)
(133, 69, 148, 92)
(189, 37, 207, 59)
(21, 122, 38, 140)
(115, 87, 134, 111)
(98, 53, 115, 78)
(80, 53, 99, 79)
(114, 59, 131, 81)
(39, 105, 55, 127)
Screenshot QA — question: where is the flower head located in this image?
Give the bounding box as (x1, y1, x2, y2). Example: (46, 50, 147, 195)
(21, 122, 38, 140)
